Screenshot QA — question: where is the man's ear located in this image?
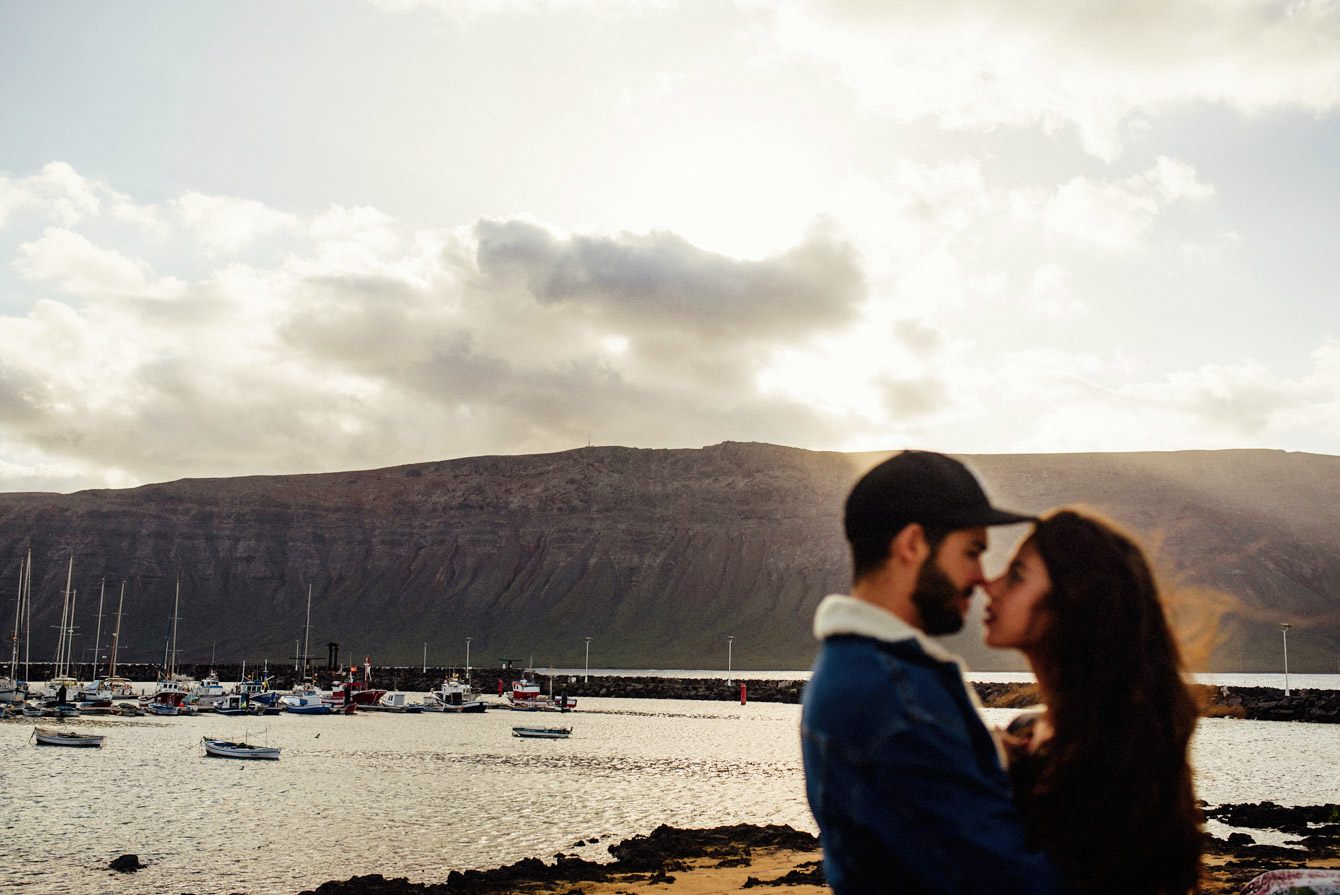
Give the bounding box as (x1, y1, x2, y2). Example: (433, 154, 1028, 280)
(890, 523, 931, 566)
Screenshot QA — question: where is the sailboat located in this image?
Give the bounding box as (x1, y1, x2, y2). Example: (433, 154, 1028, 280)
(1, 550, 32, 704)
(76, 581, 115, 705)
(101, 582, 134, 697)
(147, 581, 195, 715)
(280, 585, 330, 714)
(42, 557, 80, 700)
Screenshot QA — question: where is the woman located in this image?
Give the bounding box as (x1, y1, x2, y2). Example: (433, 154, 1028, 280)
(983, 509, 1202, 895)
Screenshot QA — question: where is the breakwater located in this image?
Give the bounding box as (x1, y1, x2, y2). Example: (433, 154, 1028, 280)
(974, 681, 1340, 724)
(14, 663, 1338, 722)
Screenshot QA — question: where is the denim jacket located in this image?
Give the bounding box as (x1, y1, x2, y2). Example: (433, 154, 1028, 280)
(801, 594, 1063, 895)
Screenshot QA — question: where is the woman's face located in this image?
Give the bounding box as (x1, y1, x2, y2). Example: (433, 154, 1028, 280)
(983, 540, 1053, 652)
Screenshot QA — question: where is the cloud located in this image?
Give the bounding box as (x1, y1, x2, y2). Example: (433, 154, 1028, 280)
(1035, 157, 1215, 250)
(0, 162, 132, 229)
(0, 181, 867, 490)
(766, 0, 1340, 159)
(15, 228, 155, 295)
(0, 159, 1331, 494)
(980, 344, 1340, 453)
(471, 218, 865, 341)
(1026, 263, 1085, 316)
(169, 191, 300, 255)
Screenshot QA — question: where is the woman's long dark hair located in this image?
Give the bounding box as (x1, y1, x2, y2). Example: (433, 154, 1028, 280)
(1017, 509, 1202, 895)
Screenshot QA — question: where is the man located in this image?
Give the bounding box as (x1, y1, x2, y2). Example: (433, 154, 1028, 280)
(801, 450, 1062, 895)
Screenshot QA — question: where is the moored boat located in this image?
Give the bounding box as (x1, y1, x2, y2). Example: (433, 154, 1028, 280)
(280, 690, 332, 714)
(511, 726, 571, 739)
(214, 693, 260, 716)
(507, 678, 576, 712)
(193, 671, 227, 709)
(429, 676, 487, 713)
(323, 677, 387, 710)
(202, 737, 280, 760)
(372, 691, 421, 713)
(33, 726, 105, 747)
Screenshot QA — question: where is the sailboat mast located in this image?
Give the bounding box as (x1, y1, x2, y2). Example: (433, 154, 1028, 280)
(22, 551, 31, 681)
(302, 584, 312, 681)
(170, 580, 180, 677)
(55, 556, 73, 676)
(92, 579, 106, 680)
(109, 581, 125, 676)
(8, 557, 23, 676)
(65, 587, 78, 679)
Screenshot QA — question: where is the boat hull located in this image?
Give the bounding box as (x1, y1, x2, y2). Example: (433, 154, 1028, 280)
(34, 727, 104, 747)
(202, 738, 280, 760)
(511, 726, 571, 739)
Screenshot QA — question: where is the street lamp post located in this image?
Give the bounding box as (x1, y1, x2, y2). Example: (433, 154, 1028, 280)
(727, 635, 735, 686)
(584, 637, 592, 682)
(423, 643, 427, 674)
(465, 637, 472, 672)
(1280, 623, 1293, 696)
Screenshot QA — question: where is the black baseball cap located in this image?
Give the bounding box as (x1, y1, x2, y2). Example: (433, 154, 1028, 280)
(844, 450, 1034, 542)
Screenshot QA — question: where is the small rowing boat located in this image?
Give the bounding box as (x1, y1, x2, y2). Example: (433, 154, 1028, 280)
(202, 737, 280, 760)
(511, 726, 571, 739)
(33, 727, 105, 747)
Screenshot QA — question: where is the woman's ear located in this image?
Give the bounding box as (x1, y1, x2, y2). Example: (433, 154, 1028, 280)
(891, 523, 931, 567)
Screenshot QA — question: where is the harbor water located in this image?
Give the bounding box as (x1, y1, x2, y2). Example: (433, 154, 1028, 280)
(3, 675, 1339, 895)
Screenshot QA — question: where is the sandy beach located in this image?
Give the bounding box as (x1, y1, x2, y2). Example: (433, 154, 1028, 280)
(295, 815, 1340, 895)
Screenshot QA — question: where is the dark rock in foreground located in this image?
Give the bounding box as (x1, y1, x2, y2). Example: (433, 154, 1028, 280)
(108, 854, 143, 873)
(298, 824, 820, 895)
(1203, 802, 1340, 893)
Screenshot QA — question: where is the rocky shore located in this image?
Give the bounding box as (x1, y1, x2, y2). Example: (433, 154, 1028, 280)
(296, 824, 824, 895)
(278, 806, 1338, 895)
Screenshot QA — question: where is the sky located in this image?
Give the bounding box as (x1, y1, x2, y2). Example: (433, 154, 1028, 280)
(2, 0, 1339, 494)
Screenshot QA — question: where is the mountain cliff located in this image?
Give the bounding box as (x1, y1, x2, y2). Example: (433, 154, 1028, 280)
(0, 443, 1336, 672)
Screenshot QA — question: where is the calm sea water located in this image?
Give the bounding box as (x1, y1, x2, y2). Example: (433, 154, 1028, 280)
(3, 675, 1338, 895)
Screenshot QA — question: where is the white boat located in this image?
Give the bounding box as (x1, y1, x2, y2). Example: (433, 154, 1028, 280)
(33, 727, 105, 747)
(214, 693, 260, 716)
(42, 675, 80, 702)
(76, 678, 122, 705)
(280, 687, 332, 714)
(373, 691, 422, 713)
(428, 676, 487, 713)
(102, 675, 135, 698)
(193, 671, 226, 708)
(202, 737, 280, 760)
(511, 726, 571, 739)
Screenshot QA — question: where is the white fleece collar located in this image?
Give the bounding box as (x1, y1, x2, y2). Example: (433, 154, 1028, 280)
(812, 593, 964, 666)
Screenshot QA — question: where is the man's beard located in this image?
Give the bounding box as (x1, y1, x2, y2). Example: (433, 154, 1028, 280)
(913, 555, 969, 636)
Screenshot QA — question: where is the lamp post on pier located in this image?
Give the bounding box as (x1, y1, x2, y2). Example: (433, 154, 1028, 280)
(584, 637, 592, 682)
(726, 635, 735, 686)
(465, 637, 472, 672)
(1280, 623, 1293, 696)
